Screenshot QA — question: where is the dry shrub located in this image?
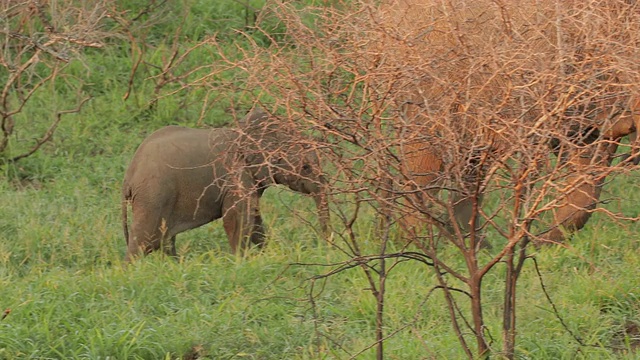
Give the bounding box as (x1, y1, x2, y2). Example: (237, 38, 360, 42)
(369, 0, 640, 241)
(206, 0, 640, 357)
(216, 0, 640, 243)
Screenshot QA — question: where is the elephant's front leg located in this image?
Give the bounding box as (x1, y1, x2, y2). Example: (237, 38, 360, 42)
(162, 236, 177, 258)
(250, 213, 266, 248)
(548, 142, 618, 242)
(221, 189, 260, 253)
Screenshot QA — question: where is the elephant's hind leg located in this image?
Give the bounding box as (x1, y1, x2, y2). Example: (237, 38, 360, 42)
(126, 205, 175, 261)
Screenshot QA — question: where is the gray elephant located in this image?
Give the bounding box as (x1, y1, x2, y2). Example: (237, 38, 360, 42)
(121, 108, 329, 261)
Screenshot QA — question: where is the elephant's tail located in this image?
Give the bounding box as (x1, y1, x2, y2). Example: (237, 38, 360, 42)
(122, 180, 132, 245)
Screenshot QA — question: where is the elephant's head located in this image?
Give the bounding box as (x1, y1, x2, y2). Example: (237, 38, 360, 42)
(239, 107, 330, 235)
(272, 144, 330, 236)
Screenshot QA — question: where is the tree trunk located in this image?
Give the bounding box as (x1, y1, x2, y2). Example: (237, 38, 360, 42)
(503, 246, 517, 359)
(470, 273, 489, 358)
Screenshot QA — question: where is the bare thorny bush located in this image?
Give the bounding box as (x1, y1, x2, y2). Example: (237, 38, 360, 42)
(192, 0, 640, 358)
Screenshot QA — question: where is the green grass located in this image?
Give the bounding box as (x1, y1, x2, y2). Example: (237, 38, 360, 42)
(1, 1, 640, 359)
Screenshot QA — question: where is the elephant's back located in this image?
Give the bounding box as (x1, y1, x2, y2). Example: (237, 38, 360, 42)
(124, 126, 239, 184)
(133, 126, 236, 162)
(143, 125, 234, 148)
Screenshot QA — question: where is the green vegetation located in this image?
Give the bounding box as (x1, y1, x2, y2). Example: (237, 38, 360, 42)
(0, 1, 639, 359)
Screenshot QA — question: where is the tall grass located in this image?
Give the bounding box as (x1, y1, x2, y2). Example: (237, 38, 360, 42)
(0, 1, 639, 359)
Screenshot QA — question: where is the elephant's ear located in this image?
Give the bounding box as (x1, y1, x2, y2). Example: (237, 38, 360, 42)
(240, 107, 269, 127)
(240, 106, 283, 138)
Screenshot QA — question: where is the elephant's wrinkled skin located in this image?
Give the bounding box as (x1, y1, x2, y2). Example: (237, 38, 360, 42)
(122, 108, 328, 261)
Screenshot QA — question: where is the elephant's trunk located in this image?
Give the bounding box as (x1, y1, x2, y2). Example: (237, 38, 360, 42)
(315, 174, 331, 237)
(314, 190, 331, 239)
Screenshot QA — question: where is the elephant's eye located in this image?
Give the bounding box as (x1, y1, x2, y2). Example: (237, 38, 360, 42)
(302, 164, 311, 172)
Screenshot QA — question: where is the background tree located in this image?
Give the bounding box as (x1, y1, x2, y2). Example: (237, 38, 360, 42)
(0, 0, 115, 164)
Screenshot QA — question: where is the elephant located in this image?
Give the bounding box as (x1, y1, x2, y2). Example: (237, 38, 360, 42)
(544, 96, 640, 242)
(398, 95, 640, 245)
(121, 107, 329, 261)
